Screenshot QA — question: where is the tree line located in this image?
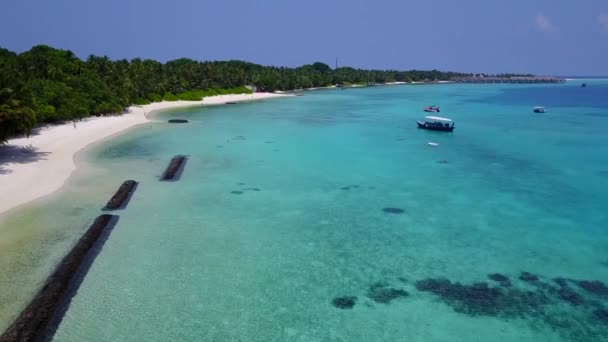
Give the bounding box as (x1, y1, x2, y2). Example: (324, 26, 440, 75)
(1, 44, 479, 142)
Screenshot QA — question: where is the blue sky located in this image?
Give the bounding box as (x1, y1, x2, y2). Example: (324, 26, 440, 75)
(1, 0, 607, 75)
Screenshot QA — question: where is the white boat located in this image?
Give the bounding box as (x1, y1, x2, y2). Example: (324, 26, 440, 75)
(417, 116, 455, 132)
(533, 106, 546, 113)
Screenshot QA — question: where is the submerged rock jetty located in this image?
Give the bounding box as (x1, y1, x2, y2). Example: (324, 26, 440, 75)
(103, 180, 138, 210)
(168, 119, 188, 123)
(0, 214, 118, 342)
(160, 155, 188, 181)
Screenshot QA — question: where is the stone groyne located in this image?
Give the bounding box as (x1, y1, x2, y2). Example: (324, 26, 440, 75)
(0, 214, 119, 342)
(103, 180, 138, 210)
(160, 155, 188, 181)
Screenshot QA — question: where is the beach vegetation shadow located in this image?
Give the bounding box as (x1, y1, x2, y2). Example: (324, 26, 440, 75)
(0, 144, 51, 174)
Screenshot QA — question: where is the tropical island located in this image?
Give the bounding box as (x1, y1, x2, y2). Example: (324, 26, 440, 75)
(0, 40, 602, 342)
(1, 44, 481, 142)
(0, 44, 565, 143)
(0, 44, 564, 215)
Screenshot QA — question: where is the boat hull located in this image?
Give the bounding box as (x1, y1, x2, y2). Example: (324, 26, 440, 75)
(417, 121, 454, 132)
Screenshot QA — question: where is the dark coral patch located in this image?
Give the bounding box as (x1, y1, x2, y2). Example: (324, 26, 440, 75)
(557, 287, 584, 306)
(340, 186, 350, 191)
(488, 273, 512, 287)
(332, 296, 357, 309)
(231, 191, 244, 195)
(416, 279, 504, 316)
(577, 280, 608, 296)
(489, 273, 509, 282)
(416, 278, 452, 293)
(244, 188, 261, 191)
(366, 283, 409, 304)
(594, 309, 608, 323)
(553, 278, 569, 288)
(519, 272, 539, 283)
(382, 207, 405, 214)
(413, 274, 608, 339)
(415, 278, 550, 317)
(265, 141, 273, 144)
(438, 160, 449, 164)
(515, 289, 551, 309)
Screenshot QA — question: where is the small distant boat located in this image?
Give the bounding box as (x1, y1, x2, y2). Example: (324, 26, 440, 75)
(417, 116, 454, 132)
(533, 106, 546, 113)
(424, 105, 440, 113)
(428, 142, 439, 147)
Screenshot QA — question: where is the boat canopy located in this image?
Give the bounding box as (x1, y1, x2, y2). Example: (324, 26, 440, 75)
(534, 106, 545, 109)
(425, 116, 452, 122)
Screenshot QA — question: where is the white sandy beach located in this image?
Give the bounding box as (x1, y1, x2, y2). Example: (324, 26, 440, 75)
(0, 93, 286, 215)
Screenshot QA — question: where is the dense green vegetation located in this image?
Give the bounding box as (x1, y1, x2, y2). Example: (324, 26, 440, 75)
(0, 44, 476, 142)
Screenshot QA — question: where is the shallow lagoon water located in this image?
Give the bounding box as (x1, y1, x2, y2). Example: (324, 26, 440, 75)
(1, 81, 608, 341)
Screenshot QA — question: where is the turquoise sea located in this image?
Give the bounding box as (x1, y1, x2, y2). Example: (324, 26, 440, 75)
(1, 80, 608, 341)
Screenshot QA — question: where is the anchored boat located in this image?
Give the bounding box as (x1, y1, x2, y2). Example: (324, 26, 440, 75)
(424, 105, 440, 113)
(417, 116, 454, 132)
(533, 106, 546, 113)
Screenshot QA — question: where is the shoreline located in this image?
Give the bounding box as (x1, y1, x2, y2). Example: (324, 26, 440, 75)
(0, 92, 287, 216)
